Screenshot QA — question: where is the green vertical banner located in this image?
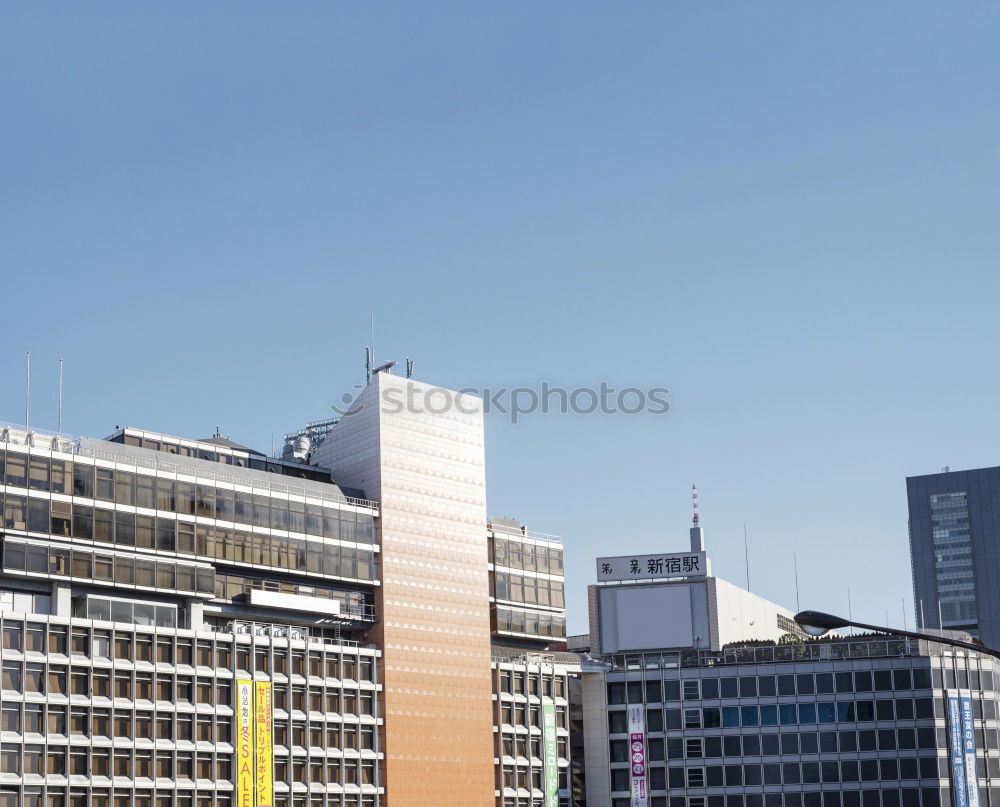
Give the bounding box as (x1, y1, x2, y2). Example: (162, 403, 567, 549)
(542, 703, 559, 807)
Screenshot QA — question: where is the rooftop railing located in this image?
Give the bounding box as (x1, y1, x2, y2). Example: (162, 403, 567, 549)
(488, 521, 562, 544)
(603, 637, 938, 672)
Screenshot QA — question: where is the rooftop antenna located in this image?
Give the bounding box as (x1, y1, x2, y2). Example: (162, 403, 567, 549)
(743, 524, 751, 591)
(24, 351, 30, 432)
(365, 347, 372, 383)
(689, 484, 705, 552)
(793, 553, 801, 612)
(901, 598, 908, 632)
(847, 587, 854, 634)
(406, 358, 414, 379)
(214, 425, 222, 439)
(57, 358, 63, 435)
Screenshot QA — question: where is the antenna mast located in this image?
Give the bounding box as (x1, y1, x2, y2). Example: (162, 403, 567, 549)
(689, 484, 705, 552)
(743, 524, 751, 591)
(793, 553, 800, 612)
(57, 358, 63, 435)
(24, 351, 30, 433)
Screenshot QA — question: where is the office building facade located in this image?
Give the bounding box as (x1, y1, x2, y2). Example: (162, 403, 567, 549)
(0, 369, 573, 807)
(0, 423, 384, 807)
(583, 635, 1000, 807)
(487, 518, 574, 807)
(907, 466, 1000, 646)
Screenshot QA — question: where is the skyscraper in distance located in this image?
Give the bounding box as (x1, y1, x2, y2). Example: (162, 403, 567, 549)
(907, 465, 1000, 647)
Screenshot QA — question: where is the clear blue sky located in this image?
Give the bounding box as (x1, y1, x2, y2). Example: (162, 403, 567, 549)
(3, 3, 999, 635)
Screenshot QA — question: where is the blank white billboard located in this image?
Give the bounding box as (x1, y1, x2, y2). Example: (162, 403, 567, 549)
(600, 584, 704, 652)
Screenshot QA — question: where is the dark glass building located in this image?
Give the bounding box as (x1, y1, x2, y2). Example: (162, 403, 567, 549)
(906, 466, 1000, 645)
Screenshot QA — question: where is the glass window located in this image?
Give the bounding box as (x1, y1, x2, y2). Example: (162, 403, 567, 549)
(136, 475, 155, 508)
(27, 499, 49, 532)
(95, 468, 114, 501)
(156, 479, 175, 512)
(94, 509, 113, 542)
(5, 454, 28, 487)
(3, 496, 27, 530)
(72, 504, 93, 539)
(72, 550, 92, 578)
(114, 471, 134, 505)
(115, 512, 135, 546)
(50, 500, 72, 536)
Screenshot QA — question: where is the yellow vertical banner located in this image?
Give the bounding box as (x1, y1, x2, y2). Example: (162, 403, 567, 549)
(235, 679, 255, 807)
(254, 682, 274, 807)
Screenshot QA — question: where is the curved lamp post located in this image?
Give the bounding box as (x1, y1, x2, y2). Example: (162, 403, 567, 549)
(793, 609, 1000, 662)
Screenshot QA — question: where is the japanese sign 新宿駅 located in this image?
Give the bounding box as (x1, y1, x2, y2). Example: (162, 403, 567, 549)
(596, 551, 707, 582)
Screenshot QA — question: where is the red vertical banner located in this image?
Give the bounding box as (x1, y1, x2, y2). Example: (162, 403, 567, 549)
(628, 704, 647, 807)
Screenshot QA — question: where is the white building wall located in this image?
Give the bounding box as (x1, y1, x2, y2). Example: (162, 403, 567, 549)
(580, 667, 612, 807)
(711, 576, 800, 648)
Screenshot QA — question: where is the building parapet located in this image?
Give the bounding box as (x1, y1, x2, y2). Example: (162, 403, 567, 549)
(492, 647, 583, 666)
(488, 519, 562, 544)
(599, 635, 977, 672)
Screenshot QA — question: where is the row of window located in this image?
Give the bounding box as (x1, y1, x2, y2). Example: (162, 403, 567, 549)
(497, 766, 569, 791)
(0, 668, 376, 716)
(0, 620, 378, 681)
(614, 756, 954, 791)
(497, 703, 569, 730)
(0, 789, 380, 807)
(612, 698, 939, 734)
(4, 540, 214, 597)
(613, 727, 945, 761)
(493, 573, 565, 608)
(495, 669, 568, 698)
(4, 495, 378, 583)
(490, 537, 563, 575)
(213, 574, 372, 616)
(0, 744, 378, 784)
(109, 431, 336, 484)
(494, 607, 566, 639)
(606, 668, 937, 705)
(498, 734, 570, 759)
(599, 792, 953, 807)
(74, 598, 178, 629)
(0, 455, 374, 542)
(0, 706, 377, 747)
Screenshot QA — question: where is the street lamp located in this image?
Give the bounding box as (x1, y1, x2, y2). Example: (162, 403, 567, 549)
(793, 609, 1000, 661)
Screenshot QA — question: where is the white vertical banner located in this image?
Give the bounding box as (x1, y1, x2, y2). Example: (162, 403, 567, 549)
(960, 689, 981, 807)
(627, 703, 648, 807)
(947, 690, 969, 807)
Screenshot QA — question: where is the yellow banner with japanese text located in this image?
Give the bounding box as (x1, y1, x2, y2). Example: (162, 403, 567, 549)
(254, 681, 274, 807)
(235, 679, 255, 807)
